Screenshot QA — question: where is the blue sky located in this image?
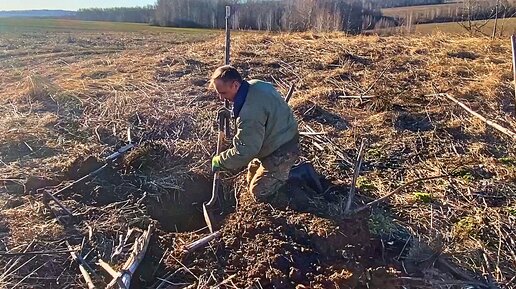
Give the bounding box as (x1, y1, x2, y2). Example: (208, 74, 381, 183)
(0, 0, 156, 11)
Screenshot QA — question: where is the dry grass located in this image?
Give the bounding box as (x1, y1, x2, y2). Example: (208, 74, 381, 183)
(0, 26, 515, 288)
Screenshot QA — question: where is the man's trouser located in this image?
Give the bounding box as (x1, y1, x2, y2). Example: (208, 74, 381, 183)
(247, 136, 300, 202)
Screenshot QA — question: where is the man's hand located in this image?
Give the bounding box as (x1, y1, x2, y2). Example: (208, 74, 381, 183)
(212, 155, 222, 172)
(217, 106, 231, 121)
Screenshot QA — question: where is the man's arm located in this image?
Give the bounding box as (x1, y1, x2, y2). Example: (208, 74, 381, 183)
(218, 117, 265, 170)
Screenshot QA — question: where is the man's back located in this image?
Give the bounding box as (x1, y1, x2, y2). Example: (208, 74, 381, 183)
(240, 80, 298, 160)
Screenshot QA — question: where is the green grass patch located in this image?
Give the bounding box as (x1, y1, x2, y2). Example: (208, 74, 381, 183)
(454, 216, 482, 240)
(0, 18, 216, 36)
(356, 176, 377, 191)
(412, 191, 432, 203)
(368, 210, 400, 237)
(453, 168, 475, 182)
(499, 157, 516, 166)
(366, 147, 383, 160)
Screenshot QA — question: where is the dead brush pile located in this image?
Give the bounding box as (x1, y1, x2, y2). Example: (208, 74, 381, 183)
(0, 30, 515, 288)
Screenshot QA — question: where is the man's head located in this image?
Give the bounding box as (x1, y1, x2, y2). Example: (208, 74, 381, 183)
(210, 65, 242, 102)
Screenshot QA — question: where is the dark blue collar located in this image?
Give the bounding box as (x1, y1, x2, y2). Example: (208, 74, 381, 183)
(232, 80, 249, 118)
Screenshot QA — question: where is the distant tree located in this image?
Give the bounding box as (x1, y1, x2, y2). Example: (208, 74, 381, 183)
(76, 6, 155, 23)
(365, 0, 446, 9)
(457, 0, 516, 36)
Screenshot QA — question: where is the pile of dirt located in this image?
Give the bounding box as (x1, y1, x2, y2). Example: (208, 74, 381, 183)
(151, 190, 400, 289)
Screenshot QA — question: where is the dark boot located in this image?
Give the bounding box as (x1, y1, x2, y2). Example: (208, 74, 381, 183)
(288, 161, 323, 194)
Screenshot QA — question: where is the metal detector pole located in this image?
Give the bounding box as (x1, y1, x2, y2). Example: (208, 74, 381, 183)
(511, 34, 516, 114)
(225, 6, 231, 66)
(224, 5, 232, 137)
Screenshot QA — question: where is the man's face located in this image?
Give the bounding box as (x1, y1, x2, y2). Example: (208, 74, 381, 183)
(213, 79, 240, 102)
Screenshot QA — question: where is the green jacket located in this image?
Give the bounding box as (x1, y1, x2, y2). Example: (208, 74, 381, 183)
(219, 80, 299, 170)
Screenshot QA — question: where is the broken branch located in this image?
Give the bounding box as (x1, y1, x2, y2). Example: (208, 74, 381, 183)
(429, 93, 516, 140)
(284, 82, 296, 103)
(0, 249, 78, 257)
(106, 225, 153, 289)
(66, 242, 96, 289)
(184, 231, 222, 253)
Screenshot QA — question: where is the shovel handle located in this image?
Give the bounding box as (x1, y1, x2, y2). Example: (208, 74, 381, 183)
(206, 119, 226, 208)
(206, 172, 221, 207)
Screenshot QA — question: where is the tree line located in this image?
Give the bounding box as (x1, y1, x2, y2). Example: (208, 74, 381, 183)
(153, 0, 379, 33)
(73, 0, 515, 33)
(383, 0, 516, 25)
(74, 0, 394, 33)
(75, 6, 154, 23)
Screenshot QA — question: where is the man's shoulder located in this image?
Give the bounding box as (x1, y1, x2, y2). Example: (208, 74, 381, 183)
(247, 79, 279, 96)
(248, 79, 274, 89)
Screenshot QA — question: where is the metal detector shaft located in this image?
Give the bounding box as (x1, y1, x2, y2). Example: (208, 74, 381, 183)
(224, 5, 232, 137)
(203, 5, 232, 233)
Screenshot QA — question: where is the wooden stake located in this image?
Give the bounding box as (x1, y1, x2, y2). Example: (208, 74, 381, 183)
(511, 34, 516, 112)
(344, 139, 366, 214)
(492, 0, 499, 39)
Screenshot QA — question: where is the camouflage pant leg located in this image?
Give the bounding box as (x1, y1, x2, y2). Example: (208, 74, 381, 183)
(249, 140, 300, 202)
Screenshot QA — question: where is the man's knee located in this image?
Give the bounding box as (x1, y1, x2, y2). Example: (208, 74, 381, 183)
(249, 174, 286, 202)
(246, 159, 261, 183)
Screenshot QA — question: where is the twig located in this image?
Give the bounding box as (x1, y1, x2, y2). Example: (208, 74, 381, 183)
(1, 241, 35, 279)
(299, 131, 327, 136)
(66, 242, 96, 289)
(338, 95, 375, 99)
(361, 63, 391, 101)
(155, 278, 190, 287)
(344, 139, 366, 214)
(284, 82, 296, 103)
(106, 224, 153, 289)
(352, 174, 447, 214)
(51, 164, 109, 198)
(42, 191, 73, 217)
(1, 256, 37, 281)
(169, 255, 199, 281)
(213, 274, 237, 288)
(97, 259, 118, 278)
(0, 250, 78, 256)
(436, 256, 483, 284)
(155, 268, 185, 289)
(151, 248, 169, 277)
(428, 93, 516, 139)
(10, 260, 49, 289)
(184, 231, 221, 253)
